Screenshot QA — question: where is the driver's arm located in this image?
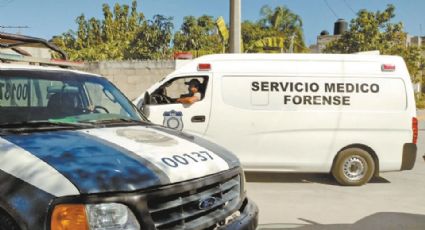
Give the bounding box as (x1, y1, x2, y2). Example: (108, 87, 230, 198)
(176, 96, 199, 104)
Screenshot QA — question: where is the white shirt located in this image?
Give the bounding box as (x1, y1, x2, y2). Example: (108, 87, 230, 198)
(193, 92, 201, 101)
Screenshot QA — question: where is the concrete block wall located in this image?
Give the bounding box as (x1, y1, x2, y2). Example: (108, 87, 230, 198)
(81, 60, 176, 100)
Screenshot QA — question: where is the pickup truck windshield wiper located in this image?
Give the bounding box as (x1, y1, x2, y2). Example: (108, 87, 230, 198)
(0, 120, 95, 131)
(82, 118, 148, 126)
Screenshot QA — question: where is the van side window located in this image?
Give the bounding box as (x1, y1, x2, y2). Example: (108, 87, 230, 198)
(150, 76, 208, 105)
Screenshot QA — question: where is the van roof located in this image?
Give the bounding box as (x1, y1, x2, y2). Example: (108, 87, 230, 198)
(173, 53, 407, 76)
(194, 53, 402, 62)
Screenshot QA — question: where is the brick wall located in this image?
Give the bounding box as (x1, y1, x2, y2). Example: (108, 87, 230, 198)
(81, 60, 175, 100)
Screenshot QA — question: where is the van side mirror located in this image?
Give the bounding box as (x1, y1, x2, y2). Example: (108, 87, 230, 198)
(136, 99, 144, 110)
(137, 92, 150, 114)
(143, 92, 150, 105)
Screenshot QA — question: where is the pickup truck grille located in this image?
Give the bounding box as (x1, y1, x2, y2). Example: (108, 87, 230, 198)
(147, 174, 241, 230)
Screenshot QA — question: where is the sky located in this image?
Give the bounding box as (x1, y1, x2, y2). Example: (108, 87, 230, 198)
(0, 0, 424, 46)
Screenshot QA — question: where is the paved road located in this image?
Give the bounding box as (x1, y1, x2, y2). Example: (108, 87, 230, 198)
(247, 120, 425, 229)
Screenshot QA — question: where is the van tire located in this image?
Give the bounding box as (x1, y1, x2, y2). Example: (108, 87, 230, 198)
(332, 148, 375, 186)
(0, 212, 19, 230)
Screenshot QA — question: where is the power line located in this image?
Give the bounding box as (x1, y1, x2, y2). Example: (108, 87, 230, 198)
(343, 0, 356, 15)
(323, 0, 339, 19)
(0, 25, 30, 35)
(0, 26, 29, 29)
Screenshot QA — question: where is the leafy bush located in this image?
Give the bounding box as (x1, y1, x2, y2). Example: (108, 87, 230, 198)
(416, 93, 425, 109)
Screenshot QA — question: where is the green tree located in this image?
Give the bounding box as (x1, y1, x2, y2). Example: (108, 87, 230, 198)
(243, 5, 306, 53)
(173, 15, 223, 57)
(325, 5, 424, 84)
(51, 1, 173, 61)
(242, 21, 274, 52)
(127, 15, 174, 60)
(325, 4, 425, 108)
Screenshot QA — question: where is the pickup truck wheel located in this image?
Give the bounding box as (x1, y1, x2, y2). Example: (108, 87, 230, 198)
(0, 212, 19, 230)
(332, 148, 375, 186)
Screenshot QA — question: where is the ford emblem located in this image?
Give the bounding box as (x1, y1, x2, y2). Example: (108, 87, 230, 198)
(198, 197, 218, 210)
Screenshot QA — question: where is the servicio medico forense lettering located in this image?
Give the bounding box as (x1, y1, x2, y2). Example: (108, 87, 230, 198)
(251, 81, 380, 106)
(161, 151, 214, 168)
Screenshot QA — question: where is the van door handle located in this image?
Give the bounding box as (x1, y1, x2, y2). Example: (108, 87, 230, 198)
(191, 115, 206, 123)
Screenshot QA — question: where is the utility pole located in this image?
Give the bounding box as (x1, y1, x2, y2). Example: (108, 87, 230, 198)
(289, 33, 295, 53)
(229, 0, 241, 53)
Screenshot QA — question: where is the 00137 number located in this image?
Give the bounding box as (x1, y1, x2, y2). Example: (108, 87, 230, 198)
(161, 151, 214, 168)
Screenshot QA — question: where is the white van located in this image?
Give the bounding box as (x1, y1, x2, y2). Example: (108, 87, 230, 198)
(134, 53, 418, 186)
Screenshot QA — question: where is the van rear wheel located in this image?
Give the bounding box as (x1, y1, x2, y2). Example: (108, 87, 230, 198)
(332, 148, 375, 186)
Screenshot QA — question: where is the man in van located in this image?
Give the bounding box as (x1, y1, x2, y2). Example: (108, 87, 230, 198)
(176, 79, 202, 104)
(135, 53, 418, 186)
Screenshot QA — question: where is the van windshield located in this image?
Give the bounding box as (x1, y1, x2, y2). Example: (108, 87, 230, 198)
(0, 70, 146, 130)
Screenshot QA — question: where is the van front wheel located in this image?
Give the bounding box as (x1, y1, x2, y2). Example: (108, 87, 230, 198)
(332, 148, 375, 186)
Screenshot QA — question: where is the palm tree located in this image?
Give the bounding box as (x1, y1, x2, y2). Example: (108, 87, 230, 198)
(259, 5, 306, 52)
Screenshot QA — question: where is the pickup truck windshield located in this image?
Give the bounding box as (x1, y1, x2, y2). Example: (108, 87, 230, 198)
(0, 70, 145, 129)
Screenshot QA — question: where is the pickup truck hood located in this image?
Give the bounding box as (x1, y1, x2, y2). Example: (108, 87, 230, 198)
(0, 125, 240, 196)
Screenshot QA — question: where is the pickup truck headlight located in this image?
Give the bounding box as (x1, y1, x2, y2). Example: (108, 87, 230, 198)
(51, 203, 140, 230)
(86, 203, 140, 230)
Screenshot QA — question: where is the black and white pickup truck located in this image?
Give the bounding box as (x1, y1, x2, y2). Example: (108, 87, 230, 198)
(0, 34, 258, 230)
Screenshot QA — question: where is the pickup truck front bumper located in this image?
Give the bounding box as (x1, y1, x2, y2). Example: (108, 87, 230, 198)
(220, 198, 259, 230)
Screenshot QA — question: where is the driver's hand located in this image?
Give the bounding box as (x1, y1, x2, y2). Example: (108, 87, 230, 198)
(86, 105, 95, 112)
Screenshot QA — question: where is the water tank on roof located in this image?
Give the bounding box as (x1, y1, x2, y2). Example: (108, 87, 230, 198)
(320, 30, 329, 36)
(334, 19, 348, 35)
